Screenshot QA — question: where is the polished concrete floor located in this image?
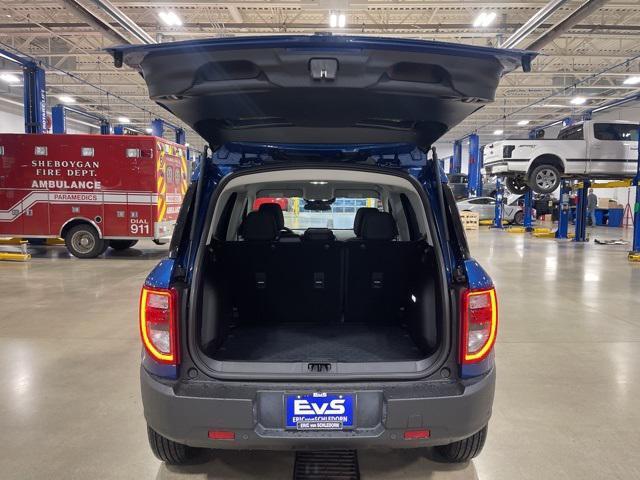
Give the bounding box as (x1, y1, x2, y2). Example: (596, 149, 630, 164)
(1, 227, 639, 479)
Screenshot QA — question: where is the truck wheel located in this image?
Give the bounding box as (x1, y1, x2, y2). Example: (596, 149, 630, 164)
(147, 426, 196, 465)
(505, 176, 529, 195)
(435, 425, 488, 463)
(109, 240, 138, 251)
(513, 211, 524, 225)
(64, 224, 106, 259)
(529, 165, 560, 194)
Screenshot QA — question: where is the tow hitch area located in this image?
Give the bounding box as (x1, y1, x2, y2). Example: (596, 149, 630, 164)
(293, 450, 360, 480)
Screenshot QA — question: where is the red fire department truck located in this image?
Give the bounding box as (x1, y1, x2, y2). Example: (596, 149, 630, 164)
(0, 133, 188, 258)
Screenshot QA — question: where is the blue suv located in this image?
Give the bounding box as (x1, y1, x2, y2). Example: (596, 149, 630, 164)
(110, 35, 534, 465)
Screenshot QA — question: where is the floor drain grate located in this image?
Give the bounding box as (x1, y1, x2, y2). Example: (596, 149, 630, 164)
(293, 450, 360, 480)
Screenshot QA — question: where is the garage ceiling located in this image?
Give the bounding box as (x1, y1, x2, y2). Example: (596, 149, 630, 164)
(1, 0, 639, 150)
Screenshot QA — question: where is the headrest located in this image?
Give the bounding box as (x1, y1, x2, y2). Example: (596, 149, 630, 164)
(352, 207, 379, 236)
(302, 228, 336, 242)
(258, 203, 285, 230)
(361, 212, 398, 241)
(240, 211, 278, 241)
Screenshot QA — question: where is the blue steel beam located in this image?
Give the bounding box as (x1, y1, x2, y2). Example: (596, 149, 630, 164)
(523, 190, 533, 231)
(574, 179, 590, 242)
(23, 63, 47, 133)
(556, 180, 571, 239)
(0, 48, 47, 133)
(631, 126, 640, 257)
(151, 118, 187, 145)
(51, 104, 111, 134)
(451, 140, 462, 174)
(492, 178, 505, 229)
(467, 134, 481, 197)
(51, 104, 66, 134)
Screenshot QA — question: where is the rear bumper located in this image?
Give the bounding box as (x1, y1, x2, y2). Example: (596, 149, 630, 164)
(141, 366, 495, 450)
(483, 161, 511, 175)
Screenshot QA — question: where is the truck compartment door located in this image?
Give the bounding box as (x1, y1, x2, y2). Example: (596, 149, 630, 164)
(0, 189, 23, 236)
(22, 192, 49, 236)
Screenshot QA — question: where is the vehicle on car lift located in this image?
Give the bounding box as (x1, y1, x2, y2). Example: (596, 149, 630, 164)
(0, 133, 187, 258)
(482, 120, 639, 194)
(457, 194, 534, 225)
(448, 173, 498, 200)
(109, 35, 534, 465)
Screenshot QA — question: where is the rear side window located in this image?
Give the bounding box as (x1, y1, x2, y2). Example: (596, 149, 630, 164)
(400, 193, 420, 241)
(593, 123, 639, 141)
(557, 125, 584, 140)
(169, 184, 196, 258)
(214, 193, 237, 240)
(443, 185, 470, 260)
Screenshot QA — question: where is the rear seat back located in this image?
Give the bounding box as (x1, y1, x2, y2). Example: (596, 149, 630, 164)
(221, 211, 419, 327)
(345, 212, 420, 323)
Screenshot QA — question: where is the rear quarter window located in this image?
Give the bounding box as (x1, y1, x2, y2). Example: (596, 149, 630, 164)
(593, 123, 639, 141)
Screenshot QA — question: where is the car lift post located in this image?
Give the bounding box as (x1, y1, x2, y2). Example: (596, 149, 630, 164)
(574, 179, 590, 242)
(467, 134, 482, 197)
(451, 139, 462, 174)
(556, 180, 570, 239)
(1, 48, 47, 133)
(151, 118, 186, 145)
(523, 189, 533, 231)
(51, 104, 111, 134)
(629, 126, 640, 261)
(492, 177, 505, 229)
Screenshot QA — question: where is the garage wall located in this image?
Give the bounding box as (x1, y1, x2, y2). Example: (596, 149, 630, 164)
(0, 100, 96, 134)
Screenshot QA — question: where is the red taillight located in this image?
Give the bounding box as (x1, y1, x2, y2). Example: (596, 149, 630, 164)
(139, 286, 179, 365)
(460, 288, 498, 364)
(404, 429, 430, 440)
(208, 430, 235, 440)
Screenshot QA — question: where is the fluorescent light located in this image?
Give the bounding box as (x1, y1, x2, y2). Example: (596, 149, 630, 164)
(517, 120, 530, 126)
(57, 95, 75, 103)
(493, 129, 504, 135)
(570, 96, 586, 105)
(623, 75, 640, 85)
(159, 11, 182, 26)
(145, 127, 153, 133)
(338, 14, 346, 28)
(0, 73, 21, 84)
(329, 13, 338, 28)
(473, 11, 497, 28)
(118, 116, 131, 123)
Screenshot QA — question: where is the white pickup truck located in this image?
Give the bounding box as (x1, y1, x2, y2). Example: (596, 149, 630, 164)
(483, 120, 639, 194)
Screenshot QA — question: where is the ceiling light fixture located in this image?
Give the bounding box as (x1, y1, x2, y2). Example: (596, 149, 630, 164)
(145, 127, 153, 134)
(0, 73, 21, 84)
(159, 10, 182, 27)
(622, 75, 640, 85)
(473, 11, 497, 28)
(57, 95, 75, 104)
(118, 116, 131, 123)
(329, 11, 346, 28)
(493, 129, 504, 135)
(570, 96, 586, 105)
(517, 120, 530, 126)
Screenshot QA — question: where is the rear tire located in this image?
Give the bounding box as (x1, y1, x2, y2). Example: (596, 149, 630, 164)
(513, 211, 524, 225)
(505, 176, 529, 195)
(64, 224, 106, 259)
(109, 240, 138, 251)
(435, 426, 488, 463)
(529, 165, 561, 194)
(147, 426, 196, 465)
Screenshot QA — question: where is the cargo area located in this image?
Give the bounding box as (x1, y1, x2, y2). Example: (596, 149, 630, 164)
(196, 220, 442, 368)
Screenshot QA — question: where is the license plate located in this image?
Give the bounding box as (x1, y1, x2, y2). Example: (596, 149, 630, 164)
(285, 393, 355, 430)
